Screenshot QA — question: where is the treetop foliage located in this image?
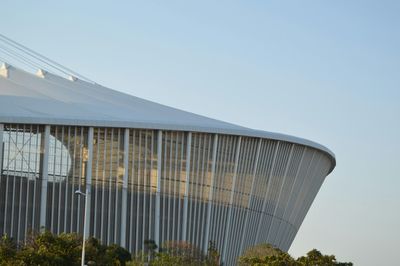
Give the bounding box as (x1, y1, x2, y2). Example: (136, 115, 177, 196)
(129, 240, 219, 266)
(239, 244, 353, 266)
(0, 231, 351, 266)
(0, 231, 131, 266)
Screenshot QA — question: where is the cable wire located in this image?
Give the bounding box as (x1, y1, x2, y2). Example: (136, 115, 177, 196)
(0, 33, 95, 83)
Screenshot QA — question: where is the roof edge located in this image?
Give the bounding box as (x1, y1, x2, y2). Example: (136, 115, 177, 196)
(0, 115, 336, 174)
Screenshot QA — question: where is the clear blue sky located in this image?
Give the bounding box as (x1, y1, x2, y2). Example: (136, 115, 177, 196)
(2, 1, 400, 265)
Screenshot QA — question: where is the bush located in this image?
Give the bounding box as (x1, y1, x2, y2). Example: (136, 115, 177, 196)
(239, 244, 353, 266)
(0, 231, 132, 266)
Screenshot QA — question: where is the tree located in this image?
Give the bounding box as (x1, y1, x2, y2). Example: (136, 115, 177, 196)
(0, 231, 132, 266)
(85, 237, 111, 265)
(128, 240, 220, 266)
(160, 240, 204, 265)
(106, 243, 132, 265)
(0, 234, 17, 265)
(150, 252, 184, 266)
(17, 230, 81, 265)
(144, 239, 158, 261)
(241, 243, 283, 258)
(297, 249, 353, 266)
(239, 244, 353, 266)
(206, 241, 220, 266)
(85, 236, 132, 265)
(238, 243, 297, 266)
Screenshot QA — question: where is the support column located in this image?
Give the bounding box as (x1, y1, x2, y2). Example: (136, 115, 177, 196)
(181, 132, 192, 241)
(39, 125, 50, 230)
(120, 128, 130, 248)
(222, 136, 242, 263)
(83, 127, 94, 239)
(154, 130, 162, 248)
(203, 134, 218, 252)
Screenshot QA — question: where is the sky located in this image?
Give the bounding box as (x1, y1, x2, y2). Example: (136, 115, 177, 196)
(2, 1, 400, 265)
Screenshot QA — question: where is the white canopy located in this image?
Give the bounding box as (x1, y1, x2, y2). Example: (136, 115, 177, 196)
(0, 64, 335, 170)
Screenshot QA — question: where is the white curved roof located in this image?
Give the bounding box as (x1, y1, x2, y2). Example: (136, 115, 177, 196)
(0, 64, 335, 171)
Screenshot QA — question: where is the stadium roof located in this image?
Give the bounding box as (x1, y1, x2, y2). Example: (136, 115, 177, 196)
(0, 63, 335, 172)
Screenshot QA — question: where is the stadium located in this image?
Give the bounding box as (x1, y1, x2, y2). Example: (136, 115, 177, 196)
(0, 35, 335, 265)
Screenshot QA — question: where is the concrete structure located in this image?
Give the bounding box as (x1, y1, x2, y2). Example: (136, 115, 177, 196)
(0, 64, 335, 265)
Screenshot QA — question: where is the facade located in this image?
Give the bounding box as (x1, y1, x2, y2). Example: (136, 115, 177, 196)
(0, 64, 335, 265)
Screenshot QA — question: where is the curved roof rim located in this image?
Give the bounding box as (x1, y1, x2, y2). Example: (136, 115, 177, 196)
(0, 64, 336, 173)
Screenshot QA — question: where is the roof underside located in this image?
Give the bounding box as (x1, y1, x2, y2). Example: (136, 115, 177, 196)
(0, 65, 335, 171)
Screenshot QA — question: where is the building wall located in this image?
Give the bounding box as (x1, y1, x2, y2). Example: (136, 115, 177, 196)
(0, 123, 332, 265)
